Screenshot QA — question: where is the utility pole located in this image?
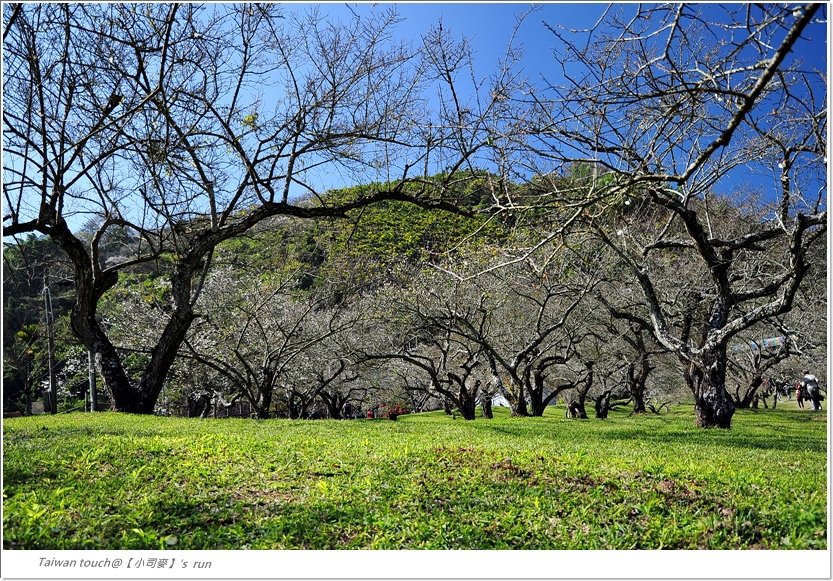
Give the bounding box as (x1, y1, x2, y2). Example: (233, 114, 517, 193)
(42, 279, 57, 414)
(88, 349, 97, 411)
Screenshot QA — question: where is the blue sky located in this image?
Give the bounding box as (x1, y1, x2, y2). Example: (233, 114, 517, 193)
(264, 3, 614, 196)
(310, 3, 826, 85)
(4, 4, 826, 235)
(293, 3, 827, 211)
(315, 3, 610, 84)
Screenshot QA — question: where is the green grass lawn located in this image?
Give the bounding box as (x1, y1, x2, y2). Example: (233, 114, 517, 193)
(2, 405, 826, 550)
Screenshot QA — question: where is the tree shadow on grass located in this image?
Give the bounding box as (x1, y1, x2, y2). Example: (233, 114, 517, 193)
(137, 496, 425, 550)
(593, 428, 826, 455)
(471, 413, 826, 455)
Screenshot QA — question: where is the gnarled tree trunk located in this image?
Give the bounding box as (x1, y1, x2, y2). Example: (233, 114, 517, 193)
(487, 359, 529, 416)
(686, 346, 735, 429)
(481, 397, 493, 419)
(732, 375, 763, 409)
(458, 390, 477, 420)
(626, 352, 651, 414)
(66, 228, 200, 414)
(594, 390, 612, 419)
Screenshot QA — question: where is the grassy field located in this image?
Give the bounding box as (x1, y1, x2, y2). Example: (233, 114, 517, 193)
(2, 405, 827, 550)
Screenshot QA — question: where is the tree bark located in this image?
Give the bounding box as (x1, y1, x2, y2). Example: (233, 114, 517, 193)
(444, 375, 478, 420)
(24, 373, 32, 415)
(631, 387, 646, 414)
(566, 399, 588, 419)
(487, 360, 529, 416)
(498, 376, 529, 416)
(443, 398, 453, 415)
(528, 370, 548, 417)
(627, 354, 650, 414)
(512, 388, 529, 417)
(566, 362, 593, 419)
(255, 386, 273, 419)
(287, 396, 302, 419)
(51, 218, 202, 414)
(689, 346, 735, 428)
(458, 391, 477, 420)
(594, 390, 612, 419)
(321, 391, 347, 419)
(528, 367, 569, 417)
(482, 397, 493, 419)
(733, 376, 763, 409)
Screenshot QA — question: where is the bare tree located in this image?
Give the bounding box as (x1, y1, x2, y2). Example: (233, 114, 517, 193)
(4, 5, 517, 412)
(364, 278, 493, 420)
(594, 295, 666, 415)
(371, 244, 599, 418)
(564, 361, 594, 420)
(278, 358, 348, 420)
(523, 4, 826, 427)
(591, 372, 632, 419)
(177, 268, 358, 419)
(378, 329, 486, 421)
(388, 360, 442, 414)
(452, 254, 598, 417)
(727, 326, 794, 409)
(317, 370, 365, 419)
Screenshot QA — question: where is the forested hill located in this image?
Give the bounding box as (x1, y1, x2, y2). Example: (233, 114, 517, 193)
(4, 170, 509, 307)
(1, 172, 510, 412)
(213, 177, 511, 291)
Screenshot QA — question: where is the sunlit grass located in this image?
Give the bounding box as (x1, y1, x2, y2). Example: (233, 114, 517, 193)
(2, 406, 826, 549)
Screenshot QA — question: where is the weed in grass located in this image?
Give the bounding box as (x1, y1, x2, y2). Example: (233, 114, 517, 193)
(2, 407, 826, 549)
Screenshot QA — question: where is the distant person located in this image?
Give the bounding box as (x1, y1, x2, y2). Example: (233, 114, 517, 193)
(801, 370, 822, 411)
(795, 380, 804, 409)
